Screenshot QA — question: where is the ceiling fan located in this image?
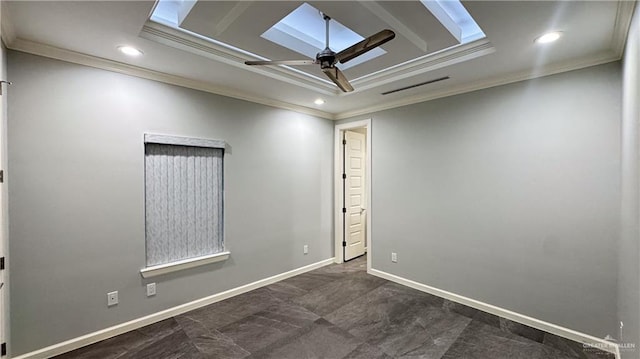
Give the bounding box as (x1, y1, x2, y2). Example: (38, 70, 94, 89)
(245, 14, 395, 92)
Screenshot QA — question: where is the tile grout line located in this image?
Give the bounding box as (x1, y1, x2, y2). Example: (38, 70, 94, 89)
(51, 257, 613, 359)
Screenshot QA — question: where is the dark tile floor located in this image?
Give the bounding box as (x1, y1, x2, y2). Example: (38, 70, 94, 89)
(55, 256, 614, 359)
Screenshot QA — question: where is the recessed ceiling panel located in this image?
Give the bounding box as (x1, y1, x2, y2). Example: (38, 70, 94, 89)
(260, 3, 387, 71)
(4, 0, 630, 117)
(178, 1, 462, 79)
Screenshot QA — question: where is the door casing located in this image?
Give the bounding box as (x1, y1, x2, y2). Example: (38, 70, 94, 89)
(0, 25, 7, 354)
(334, 119, 372, 271)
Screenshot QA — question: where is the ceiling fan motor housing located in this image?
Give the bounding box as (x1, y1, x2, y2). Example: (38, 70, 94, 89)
(316, 48, 337, 69)
(245, 11, 395, 92)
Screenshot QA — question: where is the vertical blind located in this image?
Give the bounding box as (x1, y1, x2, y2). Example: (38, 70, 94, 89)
(145, 142, 224, 266)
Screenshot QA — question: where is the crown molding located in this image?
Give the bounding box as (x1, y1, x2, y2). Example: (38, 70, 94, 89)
(141, 20, 495, 98)
(3, 0, 630, 123)
(140, 21, 339, 96)
(6, 38, 335, 120)
(611, 0, 637, 58)
(5, 37, 624, 122)
(334, 50, 621, 120)
(351, 39, 495, 92)
(1, 1, 17, 46)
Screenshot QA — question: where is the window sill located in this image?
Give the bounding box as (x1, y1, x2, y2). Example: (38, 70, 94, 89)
(140, 251, 230, 278)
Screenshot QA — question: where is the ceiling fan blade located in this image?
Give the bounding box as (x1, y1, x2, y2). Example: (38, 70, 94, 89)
(322, 66, 354, 92)
(245, 60, 316, 66)
(336, 29, 396, 64)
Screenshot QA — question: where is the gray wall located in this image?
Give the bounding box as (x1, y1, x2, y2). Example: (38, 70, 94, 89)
(342, 62, 622, 338)
(7, 51, 334, 355)
(6, 38, 631, 356)
(620, 3, 640, 358)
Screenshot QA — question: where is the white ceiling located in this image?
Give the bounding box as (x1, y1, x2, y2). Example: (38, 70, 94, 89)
(177, 1, 461, 80)
(1, 1, 635, 119)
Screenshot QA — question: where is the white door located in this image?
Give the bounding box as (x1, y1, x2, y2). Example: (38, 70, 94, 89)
(344, 130, 366, 261)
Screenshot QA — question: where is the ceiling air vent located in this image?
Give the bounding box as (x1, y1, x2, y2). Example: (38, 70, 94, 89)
(381, 76, 450, 95)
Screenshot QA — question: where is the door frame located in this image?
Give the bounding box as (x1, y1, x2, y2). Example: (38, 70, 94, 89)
(334, 119, 372, 272)
(0, 41, 7, 355)
(0, 5, 8, 352)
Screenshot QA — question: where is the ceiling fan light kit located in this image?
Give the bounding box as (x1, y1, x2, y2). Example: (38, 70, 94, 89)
(245, 13, 395, 92)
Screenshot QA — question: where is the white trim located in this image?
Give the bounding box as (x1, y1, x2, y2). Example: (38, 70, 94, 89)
(358, 1, 427, 52)
(611, 0, 637, 58)
(144, 133, 226, 149)
(350, 39, 494, 92)
(13, 257, 335, 359)
(334, 50, 620, 120)
(4, 38, 624, 122)
(139, 21, 339, 96)
(5, 39, 334, 120)
(140, 251, 230, 279)
(0, 7, 8, 355)
(139, 19, 493, 98)
(368, 268, 621, 358)
(0, 1, 16, 46)
(334, 119, 372, 271)
(365, 123, 372, 273)
(1, 0, 631, 122)
(212, 2, 252, 37)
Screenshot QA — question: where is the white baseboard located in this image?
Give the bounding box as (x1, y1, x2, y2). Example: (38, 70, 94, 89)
(13, 258, 335, 359)
(368, 268, 621, 359)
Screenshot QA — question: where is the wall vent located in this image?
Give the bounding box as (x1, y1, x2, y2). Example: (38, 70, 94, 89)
(381, 76, 450, 95)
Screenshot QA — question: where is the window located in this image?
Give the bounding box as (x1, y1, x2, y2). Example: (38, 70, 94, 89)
(141, 134, 229, 278)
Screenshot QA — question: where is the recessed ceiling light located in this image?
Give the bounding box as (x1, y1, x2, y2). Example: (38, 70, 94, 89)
(117, 46, 143, 57)
(314, 98, 325, 105)
(535, 32, 562, 44)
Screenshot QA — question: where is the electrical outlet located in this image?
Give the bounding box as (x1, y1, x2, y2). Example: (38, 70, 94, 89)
(147, 283, 156, 297)
(303, 245, 309, 255)
(107, 291, 118, 306)
(391, 252, 398, 263)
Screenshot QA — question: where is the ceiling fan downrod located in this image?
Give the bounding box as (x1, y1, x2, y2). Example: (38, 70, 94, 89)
(324, 13, 331, 50)
(244, 11, 395, 93)
(317, 14, 337, 69)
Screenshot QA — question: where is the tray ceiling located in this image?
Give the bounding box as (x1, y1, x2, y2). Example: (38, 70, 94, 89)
(1, 1, 634, 119)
